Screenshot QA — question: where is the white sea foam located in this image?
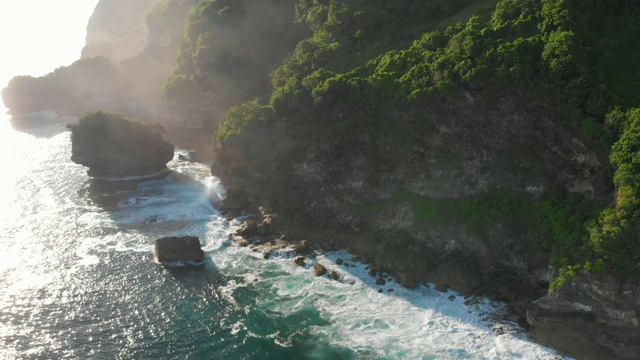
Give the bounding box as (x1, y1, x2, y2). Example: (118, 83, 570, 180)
(212, 247, 570, 359)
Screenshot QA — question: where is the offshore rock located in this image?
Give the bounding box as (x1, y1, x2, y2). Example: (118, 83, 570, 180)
(154, 236, 205, 266)
(69, 111, 174, 177)
(313, 263, 327, 277)
(526, 273, 640, 360)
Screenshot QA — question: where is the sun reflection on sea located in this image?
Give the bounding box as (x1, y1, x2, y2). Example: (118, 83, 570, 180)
(0, 116, 23, 227)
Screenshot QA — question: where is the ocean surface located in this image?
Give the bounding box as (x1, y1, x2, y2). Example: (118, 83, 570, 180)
(0, 113, 567, 359)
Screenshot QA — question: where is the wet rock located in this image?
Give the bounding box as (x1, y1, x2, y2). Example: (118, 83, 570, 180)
(237, 220, 257, 236)
(155, 236, 204, 266)
(220, 189, 250, 210)
(231, 235, 249, 247)
(249, 236, 287, 256)
(178, 154, 188, 161)
(294, 257, 306, 266)
(435, 284, 448, 293)
(329, 270, 340, 281)
(336, 258, 344, 265)
(448, 295, 456, 301)
(376, 277, 386, 286)
(313, 263, 327, 276)
(293, 240, 313, 255)
(256, 220, 273, 236)
(387, 288, 394, 292)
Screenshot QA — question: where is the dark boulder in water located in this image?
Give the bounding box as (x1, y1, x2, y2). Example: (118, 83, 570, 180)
(313, 263, 327, 276)
(154, 236, 205, 266)
(68, 111, 174, 177)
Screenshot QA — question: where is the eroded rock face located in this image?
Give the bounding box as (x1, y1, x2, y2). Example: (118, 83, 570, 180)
(83, 0, 161, 62)
(69, 111, 174, 177)
(527, 273, 640, 360)
(155, 236, 205, 266)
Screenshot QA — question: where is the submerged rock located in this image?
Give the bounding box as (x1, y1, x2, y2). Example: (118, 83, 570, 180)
(69, 111, 174, 177)
(155, 236, 205, 266)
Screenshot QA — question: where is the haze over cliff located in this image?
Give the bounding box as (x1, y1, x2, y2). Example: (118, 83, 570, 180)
(2, 1, 640, 358)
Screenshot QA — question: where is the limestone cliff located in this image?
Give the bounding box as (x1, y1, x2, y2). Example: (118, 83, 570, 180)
(527, 273, 640, 360)
(82, 0, 161, 62)
(207, 1, 640, 358)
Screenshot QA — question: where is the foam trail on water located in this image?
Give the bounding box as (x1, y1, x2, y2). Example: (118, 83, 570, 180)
(211, 245, 569, 359)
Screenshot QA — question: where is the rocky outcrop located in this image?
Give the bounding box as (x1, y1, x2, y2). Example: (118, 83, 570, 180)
(69, 111, 174, 177)
(527, 273, 640, 360)
(155, 236, 205, 266)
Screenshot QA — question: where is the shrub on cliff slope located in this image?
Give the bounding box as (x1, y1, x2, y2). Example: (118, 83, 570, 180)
(212, 0, 640, 283)
(162, 0, 303, 130)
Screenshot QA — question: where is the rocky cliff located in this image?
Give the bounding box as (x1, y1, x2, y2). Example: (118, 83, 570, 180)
(208, 1, 640, 358)
(82, 0, 161, 62)
(527, 273, 640, 360)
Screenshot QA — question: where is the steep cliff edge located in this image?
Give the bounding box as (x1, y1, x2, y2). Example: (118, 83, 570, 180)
(208, 1, 640, 358)
(527, 273, 640, 360)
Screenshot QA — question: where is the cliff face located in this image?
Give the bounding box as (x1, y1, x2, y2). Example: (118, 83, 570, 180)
(527, 273, 640, 360)
(213, 86, 606, 298)
(208, 0, 640, 358)
(82, 0, 161, 62)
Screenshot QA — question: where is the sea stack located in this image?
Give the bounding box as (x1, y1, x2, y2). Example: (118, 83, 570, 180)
(154, 236, 205, 266)
(68, 111, 174, 177)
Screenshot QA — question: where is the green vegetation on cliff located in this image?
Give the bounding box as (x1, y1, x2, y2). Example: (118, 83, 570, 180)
(162, 0, 302, 126)
(172, 0, 640, 285)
